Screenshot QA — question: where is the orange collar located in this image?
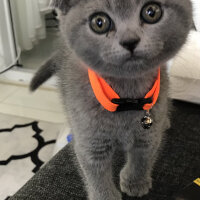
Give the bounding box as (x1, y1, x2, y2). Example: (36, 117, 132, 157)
(88, 68, 160, 112)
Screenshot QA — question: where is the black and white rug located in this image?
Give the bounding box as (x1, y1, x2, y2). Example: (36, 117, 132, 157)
(0, 114, 62, 200)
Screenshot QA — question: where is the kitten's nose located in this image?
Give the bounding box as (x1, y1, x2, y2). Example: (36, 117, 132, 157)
(120, 39, 140, 53)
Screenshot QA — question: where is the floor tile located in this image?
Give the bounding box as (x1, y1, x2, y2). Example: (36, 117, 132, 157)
(3, 87, 64, 113)
(0, 83, 18, 102)
(0, 103, 65, 123)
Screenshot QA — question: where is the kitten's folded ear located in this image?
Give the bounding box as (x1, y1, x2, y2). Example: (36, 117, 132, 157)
(51, 0, 74, 14)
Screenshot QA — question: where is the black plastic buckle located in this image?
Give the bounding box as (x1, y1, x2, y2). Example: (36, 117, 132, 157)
(111, 98, 153, 112)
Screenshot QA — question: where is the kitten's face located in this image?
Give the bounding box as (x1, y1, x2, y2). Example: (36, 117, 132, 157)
(59, 0, 192, 78)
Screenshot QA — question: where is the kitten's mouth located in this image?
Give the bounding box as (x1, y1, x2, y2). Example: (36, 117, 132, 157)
(125, 54, 142, 62)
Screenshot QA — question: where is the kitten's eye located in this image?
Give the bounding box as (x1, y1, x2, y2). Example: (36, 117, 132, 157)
(141, 3, 162, 24)
(90, 13, 112, 34)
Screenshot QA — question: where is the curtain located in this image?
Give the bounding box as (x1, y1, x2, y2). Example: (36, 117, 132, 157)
(12, 0, 51, 51)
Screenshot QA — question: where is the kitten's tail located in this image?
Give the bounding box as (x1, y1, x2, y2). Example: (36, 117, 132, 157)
(30, 53, 59, 91)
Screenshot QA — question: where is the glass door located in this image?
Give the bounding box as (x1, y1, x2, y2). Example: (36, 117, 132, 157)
(10, 0, 60, 71)
(0, 0, 59, 86)
(0, 0, 20, 73)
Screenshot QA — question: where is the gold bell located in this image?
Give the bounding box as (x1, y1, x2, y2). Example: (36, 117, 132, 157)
(141, 111, 153, 129)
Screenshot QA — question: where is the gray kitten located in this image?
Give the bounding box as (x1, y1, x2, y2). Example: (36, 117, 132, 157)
(31, 0, 193, 199)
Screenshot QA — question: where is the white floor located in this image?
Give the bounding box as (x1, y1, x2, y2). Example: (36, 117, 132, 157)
(0, 82, 65, 123)
(20, 30, 61, 71)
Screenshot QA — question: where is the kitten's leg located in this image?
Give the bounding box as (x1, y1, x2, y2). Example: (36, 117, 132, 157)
(75, 138, 121, 200)
(120, 135, 162, 197)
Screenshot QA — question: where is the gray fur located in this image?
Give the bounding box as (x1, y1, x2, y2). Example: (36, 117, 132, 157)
(31, 0, 193, 199)
(30, 50, 62, 91)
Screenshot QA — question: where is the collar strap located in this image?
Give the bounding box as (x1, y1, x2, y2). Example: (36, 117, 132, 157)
(88, 68, 160, 112)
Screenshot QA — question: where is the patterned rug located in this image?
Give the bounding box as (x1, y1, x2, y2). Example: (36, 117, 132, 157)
(0, 113, 62, 200)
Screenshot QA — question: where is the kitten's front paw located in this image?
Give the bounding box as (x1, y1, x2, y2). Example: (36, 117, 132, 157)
(120, 171, 152, 197)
